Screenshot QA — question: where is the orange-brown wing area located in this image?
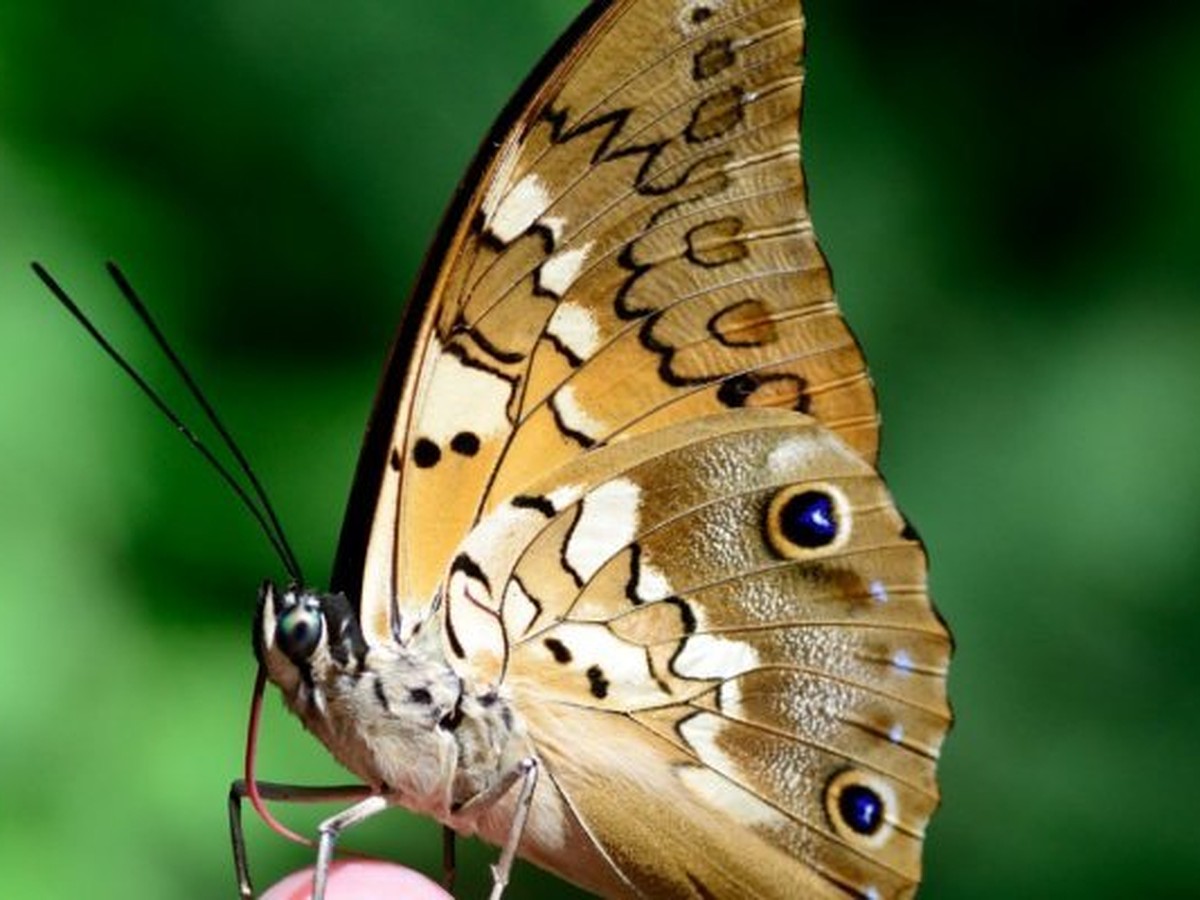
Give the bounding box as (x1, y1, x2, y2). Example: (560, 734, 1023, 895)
(333, 0, 877, 643)
(444, 412, 949, 898)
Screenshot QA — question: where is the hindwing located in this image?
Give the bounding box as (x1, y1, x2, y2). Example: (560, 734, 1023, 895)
(442, 411, 948, 898)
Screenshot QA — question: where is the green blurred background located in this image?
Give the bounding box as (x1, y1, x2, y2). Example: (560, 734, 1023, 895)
(2, 0, 1197, 897)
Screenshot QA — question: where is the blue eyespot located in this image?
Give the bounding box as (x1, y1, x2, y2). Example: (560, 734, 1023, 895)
(277, 600, 323, 662)
(779, 490, 838, 548)
(838, 784, 884, 835)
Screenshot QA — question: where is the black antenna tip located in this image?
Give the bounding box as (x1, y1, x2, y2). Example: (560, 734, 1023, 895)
(31, 261, 54, 286)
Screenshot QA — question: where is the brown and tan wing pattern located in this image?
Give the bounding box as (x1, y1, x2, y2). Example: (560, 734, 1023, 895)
(333, 0, 878, 642)
(450, 410, 949, 899)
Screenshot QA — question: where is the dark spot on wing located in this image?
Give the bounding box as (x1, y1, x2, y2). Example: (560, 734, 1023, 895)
(544, 638, 572, 664)
(586, 665, 610, 699)
(413, 438, 441, 468)
(450, 431, 480, 457)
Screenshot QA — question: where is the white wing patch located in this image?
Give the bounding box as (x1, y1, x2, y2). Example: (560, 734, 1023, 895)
(546, 483, 583, 510)
(565, 478, 641, 583)
(484, 172, 552, 245)
(549, 622, 653, 684)
(673, 634, 759, 680)
(717, 678, 745, 718)
(537, 243, 592, 298)
(632, 559, 672, 602)
(415, 346, 511, 445)
(546, 300, 601, 361)
(550, 384, 605, 446)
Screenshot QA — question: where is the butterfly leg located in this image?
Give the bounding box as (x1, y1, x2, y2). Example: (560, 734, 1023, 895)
(227, 778, 373, 898)
(311, 793, 393, 900)
(487, 757, 539, 900)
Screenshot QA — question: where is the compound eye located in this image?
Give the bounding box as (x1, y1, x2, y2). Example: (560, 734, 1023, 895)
(276, 600, 323, 662)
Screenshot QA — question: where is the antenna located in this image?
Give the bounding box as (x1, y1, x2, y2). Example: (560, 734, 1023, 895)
(32, 262, 305, 585)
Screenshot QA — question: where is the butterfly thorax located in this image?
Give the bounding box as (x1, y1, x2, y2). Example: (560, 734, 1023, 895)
(255, 582, 529, 823)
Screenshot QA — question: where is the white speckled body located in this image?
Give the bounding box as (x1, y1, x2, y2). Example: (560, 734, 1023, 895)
(257, 586, 532, 834)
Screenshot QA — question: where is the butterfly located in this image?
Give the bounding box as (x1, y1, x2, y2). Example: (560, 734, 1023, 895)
(42, 0, 950, 897)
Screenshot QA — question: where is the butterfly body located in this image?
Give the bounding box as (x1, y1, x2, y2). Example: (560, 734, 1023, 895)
(255, 0, 951, 897)
(257, 584, 527, 825)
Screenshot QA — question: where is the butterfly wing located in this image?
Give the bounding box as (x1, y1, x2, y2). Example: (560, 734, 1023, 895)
(327, 0, 949, 895)
(446, 409, 949, 898)
(331, 0, 878, 644)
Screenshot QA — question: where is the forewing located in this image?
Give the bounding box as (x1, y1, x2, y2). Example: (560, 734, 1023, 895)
(333, 0, 877, 642)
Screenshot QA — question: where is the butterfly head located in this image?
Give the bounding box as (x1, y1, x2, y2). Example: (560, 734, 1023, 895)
(254, 581, 369, 715)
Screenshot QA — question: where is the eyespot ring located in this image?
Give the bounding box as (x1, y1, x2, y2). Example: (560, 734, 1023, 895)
(765, 482, 851, 559)
(824, 769, 896, 848)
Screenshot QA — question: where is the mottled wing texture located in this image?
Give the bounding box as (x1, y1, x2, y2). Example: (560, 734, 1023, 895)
(448, 410, 950, 899)
(335, 0, 878, 642)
